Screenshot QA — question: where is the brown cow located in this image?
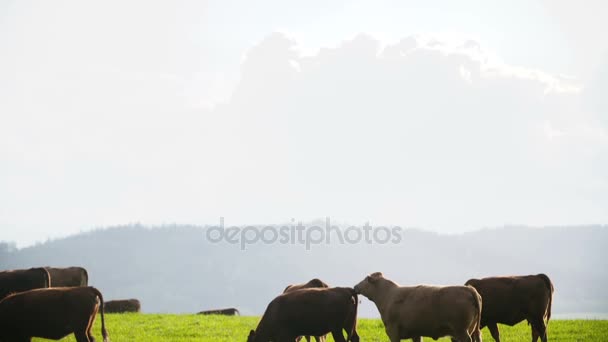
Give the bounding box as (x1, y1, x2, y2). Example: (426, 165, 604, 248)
(198, 308, 240, 315)
(0, 286, 109, 342)
(354, 272, 482, 342)
(0, 267, 51, 300)
(283, 278, 331, 342)
(465, 274, 554, 342)
(247, 287, 359, 342)
(104, 299, 141, 313)
(45, 267, 88, 287)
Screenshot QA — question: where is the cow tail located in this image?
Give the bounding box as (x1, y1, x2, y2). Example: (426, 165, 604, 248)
(346, 289, 359, 342)
(91, 287, 110, 342)
(82, 268, 89, 287)
(537, 273, 554, 322)
(468, 286, 482, 336)
(42, 267, 52, 288)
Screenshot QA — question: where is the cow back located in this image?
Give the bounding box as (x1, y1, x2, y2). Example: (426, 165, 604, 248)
(0, 267, 50, 300)
(466, 275, 552, 325)
(45, 267, 89, 287)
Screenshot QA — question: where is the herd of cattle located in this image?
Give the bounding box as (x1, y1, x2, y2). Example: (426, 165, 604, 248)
(0, 266, 138, 342)
(0, 267, 554, 342)
(248, 273, 553, 342)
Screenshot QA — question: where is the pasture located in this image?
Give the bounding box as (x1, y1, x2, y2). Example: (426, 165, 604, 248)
(32, 314, 608, 341)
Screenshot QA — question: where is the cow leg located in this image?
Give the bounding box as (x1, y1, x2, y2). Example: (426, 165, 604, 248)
(412, 337, 422, 342)
(331, 329, 347, 342)
(471, 328, 483, 342)
(87, 306, 99, 342)
(529, 318, 547, 342)
(487, 323, 500, 342)
(385, 325, 402, 342)
(452, 331, 472, 342)
(75, 330, 91, 342)
(532, 328, 540, 342)
(314, 335, 326, 342)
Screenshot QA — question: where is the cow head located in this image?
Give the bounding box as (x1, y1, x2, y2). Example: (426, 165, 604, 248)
(354, 272, 384, 300)
(247, 329, 256, 342)
(308, 278, 329, 288)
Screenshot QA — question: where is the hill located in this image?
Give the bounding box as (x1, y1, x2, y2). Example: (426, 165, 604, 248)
(2, 224, 607, 317)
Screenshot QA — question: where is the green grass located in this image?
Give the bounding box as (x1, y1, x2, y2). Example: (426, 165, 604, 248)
(33, 314, 608, 341)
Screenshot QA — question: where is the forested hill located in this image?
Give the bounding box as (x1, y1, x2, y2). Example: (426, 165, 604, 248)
(1, 224, 606, 318)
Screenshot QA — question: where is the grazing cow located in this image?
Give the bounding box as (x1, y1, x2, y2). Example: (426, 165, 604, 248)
(104, 299, 141, 313)
(247, 287, 359, 342)
(0, 267, 51, 300)
(283, 278, 331, 342)
(45, 267, 88, 287)
(465, 274, 554, 342)
(198, 308, 240, 315)
(354, 272, 482, 342)
(0, 286, 109, 342)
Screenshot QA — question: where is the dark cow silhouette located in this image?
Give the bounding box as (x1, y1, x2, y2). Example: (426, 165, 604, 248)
(465, 274, 554, 342)
(45, 267, 88, 287)
(0, 286, 109, 342)
(283, 278, 331, 342)
(0, 267, 51, 300)
(197, 308, 240, 316)
(104, 299, 141, 313)
(248, 287, 359, 342)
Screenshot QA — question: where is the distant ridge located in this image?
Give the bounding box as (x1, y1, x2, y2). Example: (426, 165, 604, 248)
(1, 224, 607, 317)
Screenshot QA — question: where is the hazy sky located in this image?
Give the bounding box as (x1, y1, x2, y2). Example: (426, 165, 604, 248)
(1, 0, 607, 247)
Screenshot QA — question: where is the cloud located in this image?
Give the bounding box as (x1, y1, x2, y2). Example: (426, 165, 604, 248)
(209, 32, 607, 228)
(1, 31, 607, 246)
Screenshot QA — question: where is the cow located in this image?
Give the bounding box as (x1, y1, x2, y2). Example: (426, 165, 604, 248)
(104, 299, 141, 313)
(283, 278, 331, 342)
(45, 267, 88, 287)
(0, 267, 51, 300)
(465, 274, 554, 342)
(0, 286, 109, 342)
(354, 272, 482, 342)
(197, 308, 240, 315)
(247, 287, 359, 342)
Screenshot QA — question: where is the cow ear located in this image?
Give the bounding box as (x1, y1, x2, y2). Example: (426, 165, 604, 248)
(366, 275, 376, 283)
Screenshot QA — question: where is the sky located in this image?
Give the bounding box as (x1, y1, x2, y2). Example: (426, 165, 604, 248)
(1, 0, 607, 247)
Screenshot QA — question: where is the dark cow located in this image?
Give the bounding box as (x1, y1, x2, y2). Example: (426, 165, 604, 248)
(45, 267, 88, 287)
(465, 274, 554, 342)
(247, 287, 359, 342)
(104, 299, 141, 313)
(355, 272, 482, 342)
(198, 308, 240, 316)
(0, 286, 109, 342)
(283, 278, 331, 342)
(0, 267, 51, 300)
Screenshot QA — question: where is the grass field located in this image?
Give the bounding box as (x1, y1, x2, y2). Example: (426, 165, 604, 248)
(33, 314, 608, 341)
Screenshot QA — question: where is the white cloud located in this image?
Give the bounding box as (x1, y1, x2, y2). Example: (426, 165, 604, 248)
(1, 30, 607, 246)
(205, 32, 607, 228)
